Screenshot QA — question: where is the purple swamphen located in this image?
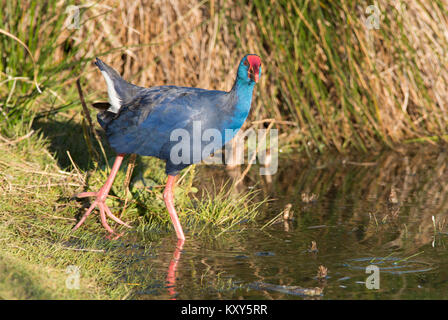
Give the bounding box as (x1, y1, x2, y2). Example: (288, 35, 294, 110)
(73, 54, 262, 240)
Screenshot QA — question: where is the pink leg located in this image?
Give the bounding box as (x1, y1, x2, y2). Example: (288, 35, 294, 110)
(163, 175, 185, 240)
(73, 154, 131, 237)
(104, 204, 131, 227)
(98, 203, 114, 234)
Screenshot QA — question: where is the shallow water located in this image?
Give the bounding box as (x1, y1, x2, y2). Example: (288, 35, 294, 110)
(130, 148, 448, 299)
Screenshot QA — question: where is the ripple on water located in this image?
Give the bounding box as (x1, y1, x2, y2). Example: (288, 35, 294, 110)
(343, 257, 436, 275)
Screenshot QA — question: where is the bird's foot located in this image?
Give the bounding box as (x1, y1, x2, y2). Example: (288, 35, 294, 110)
(73, 191, 131, 238)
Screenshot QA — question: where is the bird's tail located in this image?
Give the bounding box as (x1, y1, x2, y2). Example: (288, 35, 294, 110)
(94, 57, 143, 114)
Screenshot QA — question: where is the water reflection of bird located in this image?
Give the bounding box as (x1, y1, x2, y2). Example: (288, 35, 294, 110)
(166, 239, 184, 299)
(73, 55, 262, 240)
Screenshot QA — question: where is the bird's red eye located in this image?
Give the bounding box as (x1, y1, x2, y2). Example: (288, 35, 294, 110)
(243, 59, 249, 66)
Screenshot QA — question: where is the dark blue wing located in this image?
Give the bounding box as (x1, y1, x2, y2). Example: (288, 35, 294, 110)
(99, 86, 231, 160)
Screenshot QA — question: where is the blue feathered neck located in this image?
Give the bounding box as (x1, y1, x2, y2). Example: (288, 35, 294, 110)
(227, 74, 256, 129)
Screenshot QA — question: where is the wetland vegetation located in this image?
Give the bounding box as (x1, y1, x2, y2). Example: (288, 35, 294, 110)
(1, 0, 448, 299)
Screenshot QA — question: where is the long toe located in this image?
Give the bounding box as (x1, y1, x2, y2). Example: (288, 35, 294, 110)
(98, 203, 115, 234)
(72, 195, 131, 237)
(71, 155, 126, 238)
(75, 191, 98, 198)
(105, 232, 124, 240)
(72, 200, 98, 231)
(103, 204, 131, 228)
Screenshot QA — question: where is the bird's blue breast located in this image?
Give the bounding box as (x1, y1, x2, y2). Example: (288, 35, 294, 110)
(221, 82, 255, 144)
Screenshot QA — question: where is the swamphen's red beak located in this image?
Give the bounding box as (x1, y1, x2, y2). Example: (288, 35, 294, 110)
(247, 55, 261, 82)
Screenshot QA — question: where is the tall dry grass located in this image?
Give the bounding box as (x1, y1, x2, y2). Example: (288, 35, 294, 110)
(75, 1, 255, 94)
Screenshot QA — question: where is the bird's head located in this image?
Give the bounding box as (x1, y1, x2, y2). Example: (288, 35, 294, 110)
(237, 54, 262, 84)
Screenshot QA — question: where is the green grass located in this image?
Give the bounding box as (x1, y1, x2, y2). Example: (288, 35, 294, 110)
(184, 184, 265, 238)
(0, 1, 90, 130)
(0, 134, 135, 299)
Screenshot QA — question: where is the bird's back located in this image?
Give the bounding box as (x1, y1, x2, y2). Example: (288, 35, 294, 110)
(98, 84, 236, 165)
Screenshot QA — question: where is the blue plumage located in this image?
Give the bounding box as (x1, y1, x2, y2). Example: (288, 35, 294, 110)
(95, 55, 261, 175)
